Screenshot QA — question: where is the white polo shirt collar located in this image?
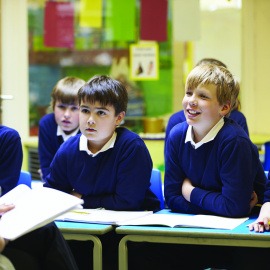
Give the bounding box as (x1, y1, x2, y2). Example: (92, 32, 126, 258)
(57, 125, 80, 142)
(79, 132, 117, 157)
(185, 117, 224, 149)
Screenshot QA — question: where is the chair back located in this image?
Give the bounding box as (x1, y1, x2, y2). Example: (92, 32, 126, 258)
(263, 142, 270, 171)
(150, 168, 165, 209)
(17, 171, 32, 188)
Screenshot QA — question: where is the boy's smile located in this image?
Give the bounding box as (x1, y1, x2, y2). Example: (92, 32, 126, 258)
(54, 101, 80, 135)
(182, 83, 229, 142)
(79, 100, 124, 153)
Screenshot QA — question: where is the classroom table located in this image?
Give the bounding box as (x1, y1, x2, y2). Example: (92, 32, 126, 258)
(55, 221, 113, 270)
(116, 209, 270, 270)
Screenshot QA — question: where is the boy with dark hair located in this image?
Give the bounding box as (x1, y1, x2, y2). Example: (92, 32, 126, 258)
(44, 75, 160, 211)
(38, 76, 85, 180)
(44, 75, 160, 270)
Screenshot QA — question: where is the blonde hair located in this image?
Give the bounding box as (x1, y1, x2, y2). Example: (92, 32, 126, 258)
(51, 77, 85, 109)
(185, 64, 239, 117)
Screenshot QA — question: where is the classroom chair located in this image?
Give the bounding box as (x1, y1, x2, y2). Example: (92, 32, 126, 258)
(17, 170, 32, 188)
(263, 141, 270, 171)
(150, 168, 165, 209)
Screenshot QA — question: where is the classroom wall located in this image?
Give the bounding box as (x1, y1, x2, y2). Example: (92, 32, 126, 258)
(2, 0, 270, 151)
(241, 0, 270, 135)
(194, 9, 241, 80)
(1, 0, 29, 141)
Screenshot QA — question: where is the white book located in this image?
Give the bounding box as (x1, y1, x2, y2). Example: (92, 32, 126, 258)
(117, 213, 249, 230)
(0, 184, 83, 240)
(56, 208, 153, 225)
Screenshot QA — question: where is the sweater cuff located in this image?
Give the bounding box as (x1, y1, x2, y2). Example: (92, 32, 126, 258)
(190, 187, 206, 207)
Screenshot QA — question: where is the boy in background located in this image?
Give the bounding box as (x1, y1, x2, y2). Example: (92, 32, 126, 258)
(165, 64, 265, 218)
(165, 58, 249, 152)
(38, 76, 85, 180)
(44, 75, 160, 270)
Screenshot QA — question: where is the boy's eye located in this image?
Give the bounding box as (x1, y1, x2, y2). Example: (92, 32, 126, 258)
(71, 106, 79, 111)
(80, 108, 89, 113)
(186, 91, 192, 96)
(97, 111, 106, 116)
(57, 105, 66, 109)
(200, 94, 209, 99)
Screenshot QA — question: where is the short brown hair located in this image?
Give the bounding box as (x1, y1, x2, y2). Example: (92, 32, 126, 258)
(51, 77, 85, 109)
(78, 75, 128, 115)
(185, 64, 239, 117)
(195, 58, 227, 68)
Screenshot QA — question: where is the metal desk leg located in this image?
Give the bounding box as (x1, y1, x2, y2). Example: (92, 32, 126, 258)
(119, 235, 130, 270)
(63, 233, 102, 270)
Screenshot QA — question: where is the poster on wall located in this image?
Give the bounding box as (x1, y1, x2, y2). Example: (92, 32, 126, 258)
(130, 43, 159, 81)
(44, 1, 74, 49)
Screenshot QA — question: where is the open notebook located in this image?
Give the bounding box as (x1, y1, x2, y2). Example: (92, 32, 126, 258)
(56, 208, 248, 230)
(56, 208, 153, 225)
(117, 213, 249, 230)
(0, 185, 83, 240)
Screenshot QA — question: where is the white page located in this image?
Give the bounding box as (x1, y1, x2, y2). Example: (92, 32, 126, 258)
(56, 209, 153, 225)
(0, 185, 83, 240)
(119, 213, 249, 230)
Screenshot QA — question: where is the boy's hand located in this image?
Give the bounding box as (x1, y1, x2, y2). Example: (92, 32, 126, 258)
(182, 178, 195, 202)
(249, 190, 258, 214)
(249, 202, 270, 233)
(71, 190, 82, 199)
(38, 169, 43, 181)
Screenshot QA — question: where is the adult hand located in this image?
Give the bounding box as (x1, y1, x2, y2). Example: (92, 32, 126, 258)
(182, 178, 195, 202)
(249, 202, 270, 233)
(0, 204, 14, 252)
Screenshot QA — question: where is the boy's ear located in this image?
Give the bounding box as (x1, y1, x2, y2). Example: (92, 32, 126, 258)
(115, 111, 125, 125)
(220, 102, 231, 116)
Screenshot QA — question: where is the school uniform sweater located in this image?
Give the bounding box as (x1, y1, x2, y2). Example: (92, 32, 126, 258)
(165, 110, 249, 149)
(38, 113, 80, 180)
(44, 127, 161, 212)
(164, 118, 266, 217)
(0, 126, 23, 195)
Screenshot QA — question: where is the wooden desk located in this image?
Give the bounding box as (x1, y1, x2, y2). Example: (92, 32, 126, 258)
(55, 221, 113, 270)
(116, 209, 270, 270)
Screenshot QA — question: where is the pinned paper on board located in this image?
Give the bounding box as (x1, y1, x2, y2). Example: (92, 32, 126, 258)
(172, 0, 201, 41)
(44, 1, 75, 49)
(80, 0, 103, 28)
(130, 43, 159, 81)
(105, 0, 136, 41)
(140, 0, 168, 41)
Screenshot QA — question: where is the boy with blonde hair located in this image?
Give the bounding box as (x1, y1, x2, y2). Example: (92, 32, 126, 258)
(38, 76, 85, 180)
(165, 64, 266, 217)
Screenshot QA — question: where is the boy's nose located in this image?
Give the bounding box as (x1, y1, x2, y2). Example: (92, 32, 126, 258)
(64, 109, 71, 118)
(87, 115, 95, 125)
(189, 95, 197, 106)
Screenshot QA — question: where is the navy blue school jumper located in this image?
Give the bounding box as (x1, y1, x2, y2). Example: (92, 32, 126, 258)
(165, 109, 249, 152)
(44, 127, 160, 270)
(0, 126, 78, 270)
(0, 126, 22, 195)
(165, 118, 266, 217)
(38, 113, 80, 180)
(44, 127, 160, 211)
